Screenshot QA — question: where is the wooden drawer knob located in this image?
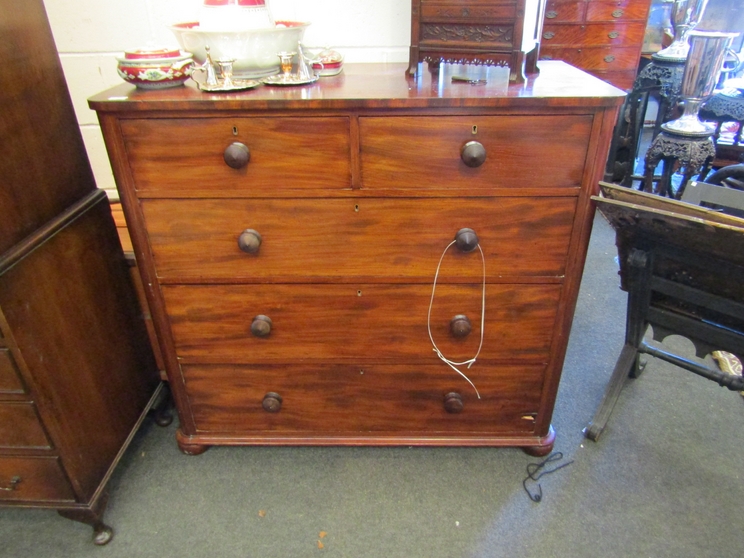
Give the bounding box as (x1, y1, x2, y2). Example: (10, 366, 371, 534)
(543, 31, 555, 40)
(443, 392, 464, 413)
(238, 229, 262, 254)
(461, 140, 486, 168)
(450, 314, 472, 338)
(251, 315, 272, 337)
(454, 228, 479, 252)
(545, 10, 558, 19)
(224, 142, 250, 169)
(262, 392, 282, 413)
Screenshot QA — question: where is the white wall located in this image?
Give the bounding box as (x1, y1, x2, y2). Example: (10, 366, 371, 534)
(43, 0, 411, 198)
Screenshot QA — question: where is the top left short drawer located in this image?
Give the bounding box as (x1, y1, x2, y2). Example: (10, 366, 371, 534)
(120, 117, 351, 195)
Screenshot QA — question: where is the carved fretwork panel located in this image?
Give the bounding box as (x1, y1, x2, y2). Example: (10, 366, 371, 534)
(421, 24, 514, 46)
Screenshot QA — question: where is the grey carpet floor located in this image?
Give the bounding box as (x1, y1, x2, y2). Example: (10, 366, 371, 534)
(1, 213, 742, 558)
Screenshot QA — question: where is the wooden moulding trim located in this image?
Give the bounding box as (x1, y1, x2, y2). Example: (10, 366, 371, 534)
(0, 190, 107, 276)
(176, 425, 556, 448)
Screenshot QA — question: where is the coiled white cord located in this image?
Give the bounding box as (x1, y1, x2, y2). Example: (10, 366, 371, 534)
(427, 239, 486, 399)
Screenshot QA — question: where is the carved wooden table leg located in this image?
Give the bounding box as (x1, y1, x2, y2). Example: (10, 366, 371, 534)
(57, 492, 113, 545)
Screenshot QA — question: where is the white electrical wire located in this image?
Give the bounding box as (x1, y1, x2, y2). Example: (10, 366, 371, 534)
(427, 239, 486, 399)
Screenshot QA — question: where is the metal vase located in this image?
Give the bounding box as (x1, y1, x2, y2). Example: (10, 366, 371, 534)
(654, 0, 710, 61)
(662, 31, 738, 136)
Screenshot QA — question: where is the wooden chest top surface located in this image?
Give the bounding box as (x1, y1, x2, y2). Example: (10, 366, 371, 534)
(89, 62, 624, 113)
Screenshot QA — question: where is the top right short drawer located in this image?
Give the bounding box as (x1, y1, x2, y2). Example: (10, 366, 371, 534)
(359, 115, 592, 191)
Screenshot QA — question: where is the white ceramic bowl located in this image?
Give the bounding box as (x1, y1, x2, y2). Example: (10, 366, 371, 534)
(169, 21, 310, 79)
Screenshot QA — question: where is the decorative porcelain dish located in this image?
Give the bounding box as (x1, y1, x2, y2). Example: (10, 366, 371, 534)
(312, 48, 344, 77)
(116, 48, 194, 89)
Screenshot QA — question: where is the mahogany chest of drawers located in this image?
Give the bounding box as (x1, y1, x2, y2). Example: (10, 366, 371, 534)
(540, 0, 652, 90)
(90, 62, 624, 456)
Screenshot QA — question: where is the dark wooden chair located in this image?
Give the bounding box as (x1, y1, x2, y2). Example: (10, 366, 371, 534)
(584, 181, 744, 441)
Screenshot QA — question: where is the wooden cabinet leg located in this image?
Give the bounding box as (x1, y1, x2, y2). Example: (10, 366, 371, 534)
(58, 492, 113, 545)
(176, 430, 209, 455)
(150, 382, 173, 427)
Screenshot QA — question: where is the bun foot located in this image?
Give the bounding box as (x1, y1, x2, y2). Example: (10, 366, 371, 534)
(176, 430, 209, 455)
(522, 426, 556, 457)
(58, 492, 114, 545)
(93, 524, 114, 546)
(522, 443, 554, 457)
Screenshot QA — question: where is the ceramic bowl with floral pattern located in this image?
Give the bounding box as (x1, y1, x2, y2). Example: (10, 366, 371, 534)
(116, 49, 194, 89)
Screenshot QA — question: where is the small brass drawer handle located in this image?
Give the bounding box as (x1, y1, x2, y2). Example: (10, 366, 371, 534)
(608, 31, 619, 39)
(454, 228, 479, 253)
(450, 315, 472, 338)
(460, 140, 486, 168)
(612, 10, 624, 18)
(543, 31, 555, 40)
(443, 392, 464, 413)
(224, 142, 251, 169)
(251, 315, 273, 337)
(1, 476, 21, 491)
(604, 55, 616, 63)
(262, 392, 283, 413)
(238, 229, 262, 254)
(546, 10, 558, 19)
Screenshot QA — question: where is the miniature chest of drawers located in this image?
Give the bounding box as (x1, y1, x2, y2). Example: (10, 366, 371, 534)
(90, 62, 624, 456)
(540, 0, 652, 90)
(407, 0, 546, 81)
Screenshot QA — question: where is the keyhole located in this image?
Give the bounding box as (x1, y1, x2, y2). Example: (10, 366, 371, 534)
(472, 125, 478, 135)
(354, 204, 360, 212)
(232, 126, 238, 136)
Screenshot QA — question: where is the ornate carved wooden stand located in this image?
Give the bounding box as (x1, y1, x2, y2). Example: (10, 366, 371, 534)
(642, 130, 715, 198)
(584, 182, 744, 442)
(605, 57, 686, 187)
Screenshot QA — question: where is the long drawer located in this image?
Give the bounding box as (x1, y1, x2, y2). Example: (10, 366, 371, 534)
(540, 46, 641, 71)
(141, 197, 577, 282)
(0, 402, 50, 449)
(359, 115, 592, 190)
(162, 283, 562, 363)
(120, 117, 351, 194)
(542, 22, 646, 47)
(0, 456, 74, 502)
(181, 362, 546, 434)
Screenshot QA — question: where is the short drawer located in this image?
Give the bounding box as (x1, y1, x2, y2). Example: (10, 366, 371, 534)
(586, 0, 649, 22)
(540, 46, 641, 71)
(0, 456, 74, 502)
(0, 348, 25, 394)
(421, 1, 517, 22)
(181, 362, 545, 435)
(542, 22, 646, 47)
(119, 117, 351, 194)
(162, 283, 562, 363)
(0, 402, 51, 449)
(359, 115, 592, 190)
(141, 197, 577, 282)
(544, 1, 585, 22)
